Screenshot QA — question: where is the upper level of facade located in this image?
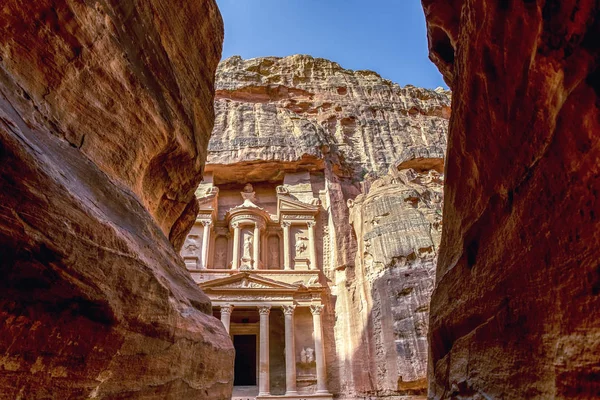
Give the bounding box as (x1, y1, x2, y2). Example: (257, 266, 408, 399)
(181, 170, 331, 286)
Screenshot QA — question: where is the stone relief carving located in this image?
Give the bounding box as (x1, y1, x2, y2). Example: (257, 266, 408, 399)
(268, 235, 280, 269)
(258, 305, 271, 315)
(282, 305, 296, 315)
(295, 236, 308, 257)
(221, 279, 272, 289)
(231, 214, 265, 227)
(300, 347, 315, 363)
(276, 185, 290, 195)
(310, 304, 324, 315)
(306, 347, 315, 363)
(243, 235, 253, 259)
(214, 235, 228, 269)
(183, 235, 200, 254)
(241, 183, 256, 201)
(283, 214, 314, 220)
(220, 304, 233, 315)
(215, 294, 291, 301)
(240, 231, 253, 270)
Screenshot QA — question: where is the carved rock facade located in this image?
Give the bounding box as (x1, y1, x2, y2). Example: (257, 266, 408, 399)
(423, 1, 600, 399)
(0, 1, 233, 398)
(182, 55, 450, 398)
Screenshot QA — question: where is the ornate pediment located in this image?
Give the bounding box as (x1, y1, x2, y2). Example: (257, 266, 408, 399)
(200, 272, 302, 292)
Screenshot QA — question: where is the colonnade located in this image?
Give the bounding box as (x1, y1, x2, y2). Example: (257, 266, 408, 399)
(197, 217, 319, 271)
(219, 304, 328, 396)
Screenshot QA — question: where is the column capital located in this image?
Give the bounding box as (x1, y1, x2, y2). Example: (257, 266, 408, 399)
(307, 220, 316, 228)
(201, 220, 213, 227)
(283, 305, 297, 315)
(221, 304, 233, 315)
(231, 222, 241, 230)
(310, 304, 324, 315)
(281, 221, 291, 228)
(258, 305, 271, 315)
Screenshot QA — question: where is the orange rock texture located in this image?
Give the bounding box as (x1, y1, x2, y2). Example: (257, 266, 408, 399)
(0, 0, 233, 398)
(422, 0, 600, 398)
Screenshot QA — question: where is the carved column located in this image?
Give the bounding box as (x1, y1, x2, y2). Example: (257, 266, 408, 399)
(310, 304, 329, 394)
(258, 305, 271, 396)
(201, 220, 212, 269)
(282, 221, 291, 270)
(283, 305, 298, 395)
(307, 220, 318, 270)
(231, 222, 241, 270)
(220, 304, 233, 334)
(253, 222, 261, 269)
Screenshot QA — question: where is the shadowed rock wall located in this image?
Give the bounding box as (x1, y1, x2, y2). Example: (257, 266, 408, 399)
(422, 0, 600, 398)
(0, 0, 233, 398)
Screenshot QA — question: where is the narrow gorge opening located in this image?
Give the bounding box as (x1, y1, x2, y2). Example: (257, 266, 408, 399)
(1, 1, 597, 399)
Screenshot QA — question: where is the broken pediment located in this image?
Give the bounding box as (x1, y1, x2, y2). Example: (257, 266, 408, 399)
(277, 197, 320, 221)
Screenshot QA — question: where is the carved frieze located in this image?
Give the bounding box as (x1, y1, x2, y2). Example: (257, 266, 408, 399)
(282, 214, 315, 220)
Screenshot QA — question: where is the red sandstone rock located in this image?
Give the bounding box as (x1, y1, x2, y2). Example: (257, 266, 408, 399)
(422, 0, 600, 398)
(0, 0, 233, 398)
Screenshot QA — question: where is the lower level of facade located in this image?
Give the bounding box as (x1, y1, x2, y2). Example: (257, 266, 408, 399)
(195, 269, 332, 399)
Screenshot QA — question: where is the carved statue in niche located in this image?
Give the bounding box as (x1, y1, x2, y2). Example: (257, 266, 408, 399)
(214, 236, 228, 268)
(243, 235, 253, 259)
(240, 232, 253, 270)
(300, 347, 314, 364)
(268, 235, 280, 269)
(306, 347, 315, 363)
(183, 235, 200, 255)
(295, 235, 307, 257)
(243, 183, 253, 193)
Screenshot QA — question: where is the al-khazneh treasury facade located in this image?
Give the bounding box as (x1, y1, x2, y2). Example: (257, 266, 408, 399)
(181, 55, 450, 399)
(182, 172, 333, 399)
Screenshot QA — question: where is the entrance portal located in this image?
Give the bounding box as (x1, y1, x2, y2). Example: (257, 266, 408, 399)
(233, 334, 257, 386)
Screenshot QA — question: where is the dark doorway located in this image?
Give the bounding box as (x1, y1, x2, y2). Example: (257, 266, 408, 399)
(234, 334, 257, 386)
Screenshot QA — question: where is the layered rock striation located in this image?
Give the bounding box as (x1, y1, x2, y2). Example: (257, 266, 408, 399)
(0, 0, 233, 398)
(205, 55, 451, 397)
(423, 0, 600, 398)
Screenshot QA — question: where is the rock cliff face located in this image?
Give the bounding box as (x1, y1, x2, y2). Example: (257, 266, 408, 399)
(207, 55, 450, 397)
(345, 168, 443, 397)
(422, 0, 600, 398)
(0, 1, 233, 398)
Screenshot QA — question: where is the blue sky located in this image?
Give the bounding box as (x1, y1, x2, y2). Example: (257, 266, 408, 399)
(215, 0, 447, 89)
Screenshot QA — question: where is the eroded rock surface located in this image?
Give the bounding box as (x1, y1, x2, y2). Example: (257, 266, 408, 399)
(345, 168, 443, 397)
(0, 0, 233, 398)
(203, 55, 450, 397)
(423, 0, 600, 398)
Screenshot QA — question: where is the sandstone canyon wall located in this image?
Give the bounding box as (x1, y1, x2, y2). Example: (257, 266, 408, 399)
(206, 55, 451, 397)
(422, 0, 600, 398)
(0, 1, 233, 398)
